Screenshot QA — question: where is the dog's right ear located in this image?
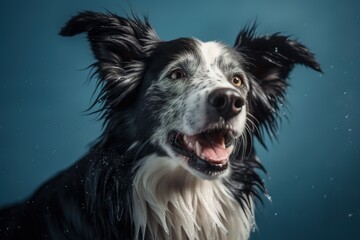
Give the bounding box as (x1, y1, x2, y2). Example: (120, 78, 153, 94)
(60, 11, 160, 106)
(233, 25, 321, 144)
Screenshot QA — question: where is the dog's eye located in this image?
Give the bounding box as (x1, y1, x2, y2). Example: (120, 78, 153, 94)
(168, 68, 185, 80)
(231, 75, 243, 87)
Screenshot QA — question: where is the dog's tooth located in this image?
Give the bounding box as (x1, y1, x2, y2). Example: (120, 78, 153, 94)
(195, 141, 202, 156)
(221, 136, 225, 148)
(227, 145, 234, 154)
(183, 135, 188, 143)
(188, 142, 193, 149)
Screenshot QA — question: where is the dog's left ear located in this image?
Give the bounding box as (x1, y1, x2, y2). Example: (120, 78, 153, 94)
(234, 26, 322, 141)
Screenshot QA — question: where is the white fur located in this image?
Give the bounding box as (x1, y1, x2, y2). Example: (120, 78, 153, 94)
(182, 41, 248, 138)
(131, 154, 254, 240)
(199, 41, 225, 67)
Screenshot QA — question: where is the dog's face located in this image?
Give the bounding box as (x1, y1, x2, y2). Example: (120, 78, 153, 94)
(139, 39, 249, 179)
(60, 12, 321, 179)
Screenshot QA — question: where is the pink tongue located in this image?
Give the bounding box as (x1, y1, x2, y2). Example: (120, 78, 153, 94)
(186, 134, 229, 164)
(202, 143, 229, 164)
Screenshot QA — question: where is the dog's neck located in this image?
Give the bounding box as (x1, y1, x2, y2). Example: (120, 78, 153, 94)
(131, 154, 254, 240)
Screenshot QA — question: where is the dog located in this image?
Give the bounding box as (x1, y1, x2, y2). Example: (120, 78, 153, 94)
(0, 11, 321, 240)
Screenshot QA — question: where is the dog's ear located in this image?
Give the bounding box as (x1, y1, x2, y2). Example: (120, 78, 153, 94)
(60, 11, 160, 109)
(234, 25, 322, 143)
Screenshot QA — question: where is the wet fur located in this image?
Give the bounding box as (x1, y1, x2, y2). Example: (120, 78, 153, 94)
(0, 11, 321, 240)
(132, 155, 252, 240)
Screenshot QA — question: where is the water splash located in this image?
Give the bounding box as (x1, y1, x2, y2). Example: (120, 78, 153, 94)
(264, 193, 272, 202)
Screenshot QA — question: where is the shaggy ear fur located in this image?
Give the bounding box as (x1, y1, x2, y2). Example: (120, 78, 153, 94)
(234, 25, 322, 144)
(60, 11, 160, 114)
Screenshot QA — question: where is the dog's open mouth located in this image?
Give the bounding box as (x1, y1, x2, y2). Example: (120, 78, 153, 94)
(169, 128, 236, 177)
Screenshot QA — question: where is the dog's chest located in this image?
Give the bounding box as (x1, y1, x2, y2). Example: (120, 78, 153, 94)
(130, 154, 253, 240)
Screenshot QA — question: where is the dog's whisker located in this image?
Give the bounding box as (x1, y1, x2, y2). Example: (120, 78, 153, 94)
(244, 123, 254, 159)
(246, 112, 261, 136)
(133, 139, 151, 163)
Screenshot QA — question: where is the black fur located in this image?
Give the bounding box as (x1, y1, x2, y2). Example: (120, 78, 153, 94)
(0, 11, 321, 239)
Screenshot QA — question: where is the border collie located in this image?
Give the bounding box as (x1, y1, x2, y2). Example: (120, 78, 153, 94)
(0, 11, 321, 240)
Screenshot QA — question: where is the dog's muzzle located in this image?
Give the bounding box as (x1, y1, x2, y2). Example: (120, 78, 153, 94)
(167, 88, 245, 178)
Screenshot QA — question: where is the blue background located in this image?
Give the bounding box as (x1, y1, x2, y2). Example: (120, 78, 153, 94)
(0, 0, 359, 239)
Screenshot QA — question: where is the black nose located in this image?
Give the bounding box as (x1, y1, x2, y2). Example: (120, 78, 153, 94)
(208, 88, 244, 120)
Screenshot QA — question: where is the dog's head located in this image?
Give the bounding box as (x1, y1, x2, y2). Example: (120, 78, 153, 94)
(61, 12, 321, 180)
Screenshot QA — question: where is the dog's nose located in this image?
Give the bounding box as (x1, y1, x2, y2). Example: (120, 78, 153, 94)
(208, 88, 244, 119)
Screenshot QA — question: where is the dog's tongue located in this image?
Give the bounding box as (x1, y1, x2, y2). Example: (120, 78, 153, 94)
(184, 133, 229, 164)
(201, 141, 229, 164)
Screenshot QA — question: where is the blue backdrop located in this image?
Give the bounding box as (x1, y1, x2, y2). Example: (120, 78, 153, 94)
(0, 0, 359, 239)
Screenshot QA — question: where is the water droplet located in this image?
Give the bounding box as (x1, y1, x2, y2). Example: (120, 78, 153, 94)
(312, 185, 315, 189)
(345, 114, 349, 119)
(348, 213, 353, 218)
(274, 212, 278, 216)
(344, 91, 347, 95)
(348, 129, 352, 132)
(330, 65, 334, 69)
(274, 47, 278, 53)
(265, 193, 272, 202)
(323, 194, 327, 199)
